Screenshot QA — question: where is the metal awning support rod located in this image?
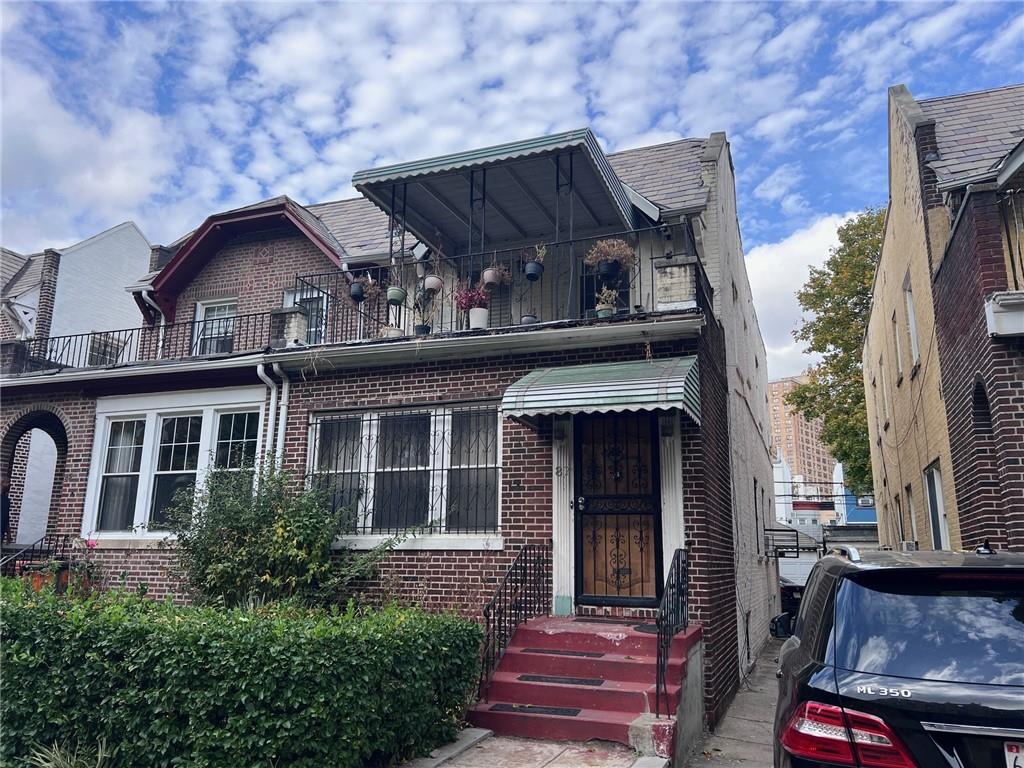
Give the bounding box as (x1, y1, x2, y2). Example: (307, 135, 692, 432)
(551, 154, 600, 228)
(503, 165, 556, 228)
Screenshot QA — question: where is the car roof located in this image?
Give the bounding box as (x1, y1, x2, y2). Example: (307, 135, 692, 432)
(817, 549, 1024, 577)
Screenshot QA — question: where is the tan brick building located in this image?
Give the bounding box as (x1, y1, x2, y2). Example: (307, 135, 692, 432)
(768, 376, 835, 494)
(864, 83, 1024, 552)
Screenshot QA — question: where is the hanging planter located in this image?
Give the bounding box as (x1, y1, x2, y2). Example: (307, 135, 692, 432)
(523, 260, 544, 281)
(350, 282, 365, 303)
(387, 286, 408, 306)
(414, 324, 432, 336)
(469, 307, 489, 330)
(481, 267, 501, 291)
(423, 274, 444, 294)
(520, 313, 539, 325)
(585, 238, 635, 283)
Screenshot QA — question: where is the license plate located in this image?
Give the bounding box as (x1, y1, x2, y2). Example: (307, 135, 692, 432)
(1006, 741, 1023, 768)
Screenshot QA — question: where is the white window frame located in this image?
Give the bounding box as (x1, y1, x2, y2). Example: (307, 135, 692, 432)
(923, 462, 950, 550)
(903, 274, 920, 365)
(309, 404, 504, 551)
(282, 288, 329, 345)
(83, 387, 265, 541)
(891, 310, 903, 378)
(193, 298, 238, 355)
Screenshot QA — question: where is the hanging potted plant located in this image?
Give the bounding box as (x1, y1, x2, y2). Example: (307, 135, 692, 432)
(595, 286, 619, 319)
(350, 274, 374, 304)
(455, 283, 490, 330)
(387, 283, 408, 306)
(520, 312, 539, 325)
(522, 243, 546, 281)
(423, 273, 444, 294)
(481, 259, 510, 291)
(585, 238, 635, 281)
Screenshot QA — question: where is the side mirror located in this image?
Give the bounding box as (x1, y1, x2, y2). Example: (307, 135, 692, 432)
(770, 612, 793, 639)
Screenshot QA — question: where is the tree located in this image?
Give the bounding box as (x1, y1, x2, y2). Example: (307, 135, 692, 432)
(786, 207, 885, 495)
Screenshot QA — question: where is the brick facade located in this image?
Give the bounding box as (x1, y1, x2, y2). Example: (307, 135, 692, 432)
(932, 188, 1024, 551)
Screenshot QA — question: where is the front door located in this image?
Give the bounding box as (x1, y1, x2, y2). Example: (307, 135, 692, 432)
(574, 413, 662, 607)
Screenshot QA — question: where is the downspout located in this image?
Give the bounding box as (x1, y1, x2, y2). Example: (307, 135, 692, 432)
(141, 291, 166, 358)
(256, 363, 279, 466)
(272, 363, 291, 470)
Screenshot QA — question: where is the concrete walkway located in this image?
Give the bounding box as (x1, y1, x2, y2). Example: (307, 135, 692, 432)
(684, 639, 782, 767)
(445, 736, 641, 768)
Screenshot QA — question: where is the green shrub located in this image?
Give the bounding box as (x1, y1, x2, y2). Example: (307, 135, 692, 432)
(163, 466, 399, 606)
(0, 584, 482, 767)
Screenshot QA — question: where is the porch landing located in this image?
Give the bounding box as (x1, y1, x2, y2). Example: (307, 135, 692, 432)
(469, 616, 702, 758)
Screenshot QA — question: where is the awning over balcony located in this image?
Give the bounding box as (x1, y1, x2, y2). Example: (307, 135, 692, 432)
(502, 356, 700, 425)
(351, 128, 654, 255)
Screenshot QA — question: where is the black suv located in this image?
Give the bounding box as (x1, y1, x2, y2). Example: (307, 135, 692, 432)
(771, 548, 1024, 768)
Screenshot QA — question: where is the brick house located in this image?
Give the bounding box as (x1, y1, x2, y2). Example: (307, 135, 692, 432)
(864, 83, 1024, 553)
(1, 129, 775, 752)
(1, 221, 151, 544)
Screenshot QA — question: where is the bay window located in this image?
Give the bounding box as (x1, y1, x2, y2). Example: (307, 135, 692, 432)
(310, 403, 500, 535)
(86, 387, 265, 537)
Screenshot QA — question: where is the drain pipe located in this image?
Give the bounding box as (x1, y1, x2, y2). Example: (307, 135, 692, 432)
(141, 291, 166, 358)
(256, 363, 279, 465)
(272, 363, 290, 469)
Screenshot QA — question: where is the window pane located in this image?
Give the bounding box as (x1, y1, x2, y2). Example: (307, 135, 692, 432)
(105, 420, 144, 473)
(317, 418, 362, 472)
(446, 468, 498, 531)
(157, 416, 201, 472)
(150, 473, 195, 526)
(97, 475, 138, 531)
(372, 470, 429, 531)
(216, 412, 259, 469)
(377, 413, 430, 468)
(315, 472, 364, 531)
(451, 409, 497, 465)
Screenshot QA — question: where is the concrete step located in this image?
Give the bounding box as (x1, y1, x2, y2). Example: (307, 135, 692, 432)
(486, 671, 681, 713)
(500, 645, 684, 684)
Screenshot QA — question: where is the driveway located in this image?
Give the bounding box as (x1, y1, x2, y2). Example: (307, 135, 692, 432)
(684, 639, 782, 767)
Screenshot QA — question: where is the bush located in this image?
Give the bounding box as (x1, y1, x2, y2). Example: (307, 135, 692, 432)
(0, 583, 482, 767)
(163, 466, 398, 607)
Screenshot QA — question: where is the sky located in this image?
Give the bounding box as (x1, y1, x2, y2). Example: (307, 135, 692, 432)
(1, 1, 1021, 378)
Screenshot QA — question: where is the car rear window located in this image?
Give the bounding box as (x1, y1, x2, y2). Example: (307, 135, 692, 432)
(830, 570, 1024, 686)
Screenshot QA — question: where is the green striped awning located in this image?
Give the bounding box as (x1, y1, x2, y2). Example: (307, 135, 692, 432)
(502, 357, 700, 424)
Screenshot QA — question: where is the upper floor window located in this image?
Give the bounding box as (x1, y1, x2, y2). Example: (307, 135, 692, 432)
(283, 289, 328, 345)
(194, 299, 237, 355)
(309, 403, 500, 535)
(903, 274, 920, 365)
(891, 311, 903, 377)
(923, 461, 950, 550)
(85, 387, 265, 537)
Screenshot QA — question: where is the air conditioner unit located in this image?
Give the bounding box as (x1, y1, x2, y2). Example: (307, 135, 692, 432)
(900, 540, 918, 552)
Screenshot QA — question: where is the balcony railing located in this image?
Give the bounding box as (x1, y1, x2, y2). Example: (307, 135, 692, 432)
(7, 311, 276, 374)
(294, 224, 711, 344)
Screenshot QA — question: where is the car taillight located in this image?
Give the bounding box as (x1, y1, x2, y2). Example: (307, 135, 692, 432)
(781, 701, 916, 767)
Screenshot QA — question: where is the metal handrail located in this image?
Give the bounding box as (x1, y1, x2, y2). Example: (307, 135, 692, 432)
(479, 543, 550, 701)
(0, 534, 71, 573)
(655, 547, 688, 718)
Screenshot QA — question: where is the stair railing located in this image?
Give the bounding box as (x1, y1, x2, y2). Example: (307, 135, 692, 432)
(655, 547, 689, 717)
(479, 543, 550, 701)
(0, 534, 71, 577)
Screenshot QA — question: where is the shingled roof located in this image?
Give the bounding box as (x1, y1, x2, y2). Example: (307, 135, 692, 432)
(306, 197, 393, 260)
(917, 84, 1024, 188)
(1, 250, 44, 300)
(605, 138, 709, 213)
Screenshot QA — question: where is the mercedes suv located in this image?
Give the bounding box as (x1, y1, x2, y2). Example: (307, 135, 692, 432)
(771, 548, 1024, 768)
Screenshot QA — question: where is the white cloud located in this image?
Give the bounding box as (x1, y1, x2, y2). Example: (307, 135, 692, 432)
(754, 163, 803, 202)
(974, 13, 1024, 67)
(746, 213, 854, 378)
(759, 15, 823, 65)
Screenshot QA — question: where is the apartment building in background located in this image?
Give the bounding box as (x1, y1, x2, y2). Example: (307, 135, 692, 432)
(768, 376, 836, 497)
(864, 83, 1024, 553)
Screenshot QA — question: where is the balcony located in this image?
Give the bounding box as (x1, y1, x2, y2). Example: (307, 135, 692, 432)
(293, 225, 710, 344)
(0, 226, 711, 378)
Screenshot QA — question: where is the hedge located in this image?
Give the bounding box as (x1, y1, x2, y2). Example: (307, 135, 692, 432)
(0, 582, 482, 767)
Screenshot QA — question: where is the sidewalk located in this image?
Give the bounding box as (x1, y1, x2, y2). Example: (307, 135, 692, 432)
(684, 639, 782, 767)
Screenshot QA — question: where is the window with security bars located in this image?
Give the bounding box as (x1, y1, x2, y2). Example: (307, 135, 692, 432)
(310, 404, 500, 534)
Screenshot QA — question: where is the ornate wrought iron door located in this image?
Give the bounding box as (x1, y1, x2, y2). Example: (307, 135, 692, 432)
(574, 413, 662, 606)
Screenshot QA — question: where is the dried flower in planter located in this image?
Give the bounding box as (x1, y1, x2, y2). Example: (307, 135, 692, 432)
(584, 238, 636, 269)
(454, 283, 490, 312)
(596, 286, 620, 308)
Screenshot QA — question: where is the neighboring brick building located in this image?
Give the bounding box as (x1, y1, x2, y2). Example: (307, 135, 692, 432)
(1, 128, 774, 739)
(768, 376, 836, 494)
(864, 83, 1024, 552)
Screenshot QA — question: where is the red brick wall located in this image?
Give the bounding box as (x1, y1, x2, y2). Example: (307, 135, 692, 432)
(932, 188, 1024, 551)
(172, 229, 337, 324)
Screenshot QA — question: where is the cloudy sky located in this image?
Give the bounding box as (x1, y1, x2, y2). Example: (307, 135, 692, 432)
(2, 1, 1021, 377)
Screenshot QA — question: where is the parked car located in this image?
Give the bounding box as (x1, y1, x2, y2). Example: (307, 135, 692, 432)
(771, 547, 1024, 768)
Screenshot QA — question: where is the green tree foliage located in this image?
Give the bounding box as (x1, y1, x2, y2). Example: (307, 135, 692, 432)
(163, 466, 397, 607)
(786, 208, 885, 495)
(0, 583, 482, 767)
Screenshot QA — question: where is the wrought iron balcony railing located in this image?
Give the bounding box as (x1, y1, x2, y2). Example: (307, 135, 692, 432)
(293, 224, 711, 345)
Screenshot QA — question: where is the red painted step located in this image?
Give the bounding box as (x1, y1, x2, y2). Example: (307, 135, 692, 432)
(468, 701, 636, 744)
(500, 645, 685, 683)
(486, 671, 658, 712)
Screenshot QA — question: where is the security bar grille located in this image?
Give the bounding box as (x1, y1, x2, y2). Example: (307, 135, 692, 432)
(308, 403, 501, 535)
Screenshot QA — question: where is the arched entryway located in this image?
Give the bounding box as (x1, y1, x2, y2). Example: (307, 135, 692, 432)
(1, 408, 69, 544)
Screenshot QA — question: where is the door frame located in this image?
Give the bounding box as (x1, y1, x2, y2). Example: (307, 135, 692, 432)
(572, 412, 664, 608)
